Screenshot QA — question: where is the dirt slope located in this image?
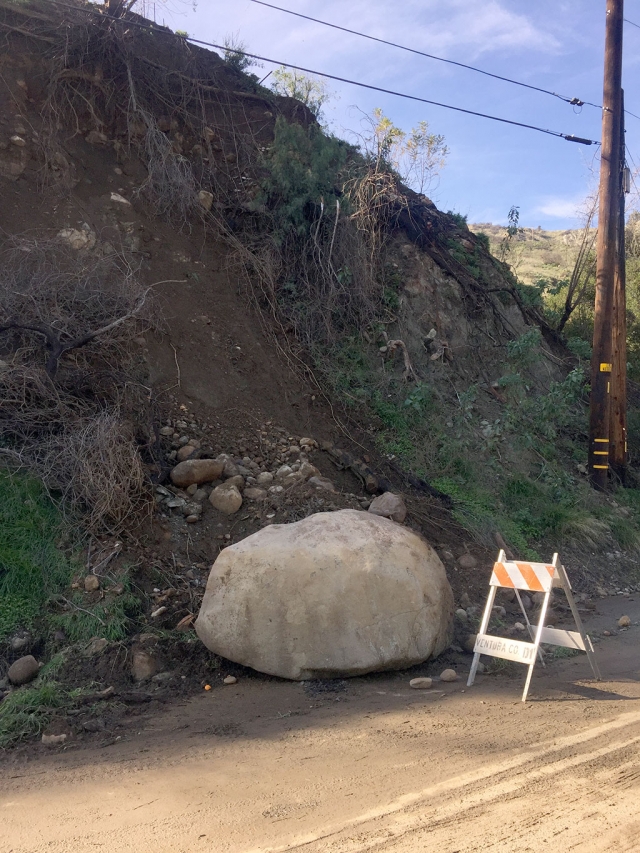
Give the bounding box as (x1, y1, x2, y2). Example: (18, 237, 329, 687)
(2, 595, 639, 853)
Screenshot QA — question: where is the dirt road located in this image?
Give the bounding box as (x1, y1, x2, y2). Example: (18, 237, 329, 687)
(3, 596, 639, 853)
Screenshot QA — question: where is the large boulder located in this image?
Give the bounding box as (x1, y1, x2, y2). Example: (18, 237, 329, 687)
(195, 509, 454, 680)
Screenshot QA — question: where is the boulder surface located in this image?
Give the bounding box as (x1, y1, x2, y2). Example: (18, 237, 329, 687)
(195, 509, 454, 680)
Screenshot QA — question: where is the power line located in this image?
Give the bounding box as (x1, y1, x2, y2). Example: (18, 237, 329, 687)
(247, 0, 602, 110)
(33, 0, 600, 145)
(624, 18, 640, 29)
(186, 44, 600, 144)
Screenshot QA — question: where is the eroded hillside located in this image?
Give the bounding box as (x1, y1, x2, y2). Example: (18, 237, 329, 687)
(1, 0, 639, 748)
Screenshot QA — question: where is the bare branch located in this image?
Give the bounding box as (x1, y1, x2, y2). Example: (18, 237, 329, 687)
(62, 288, 151, 354)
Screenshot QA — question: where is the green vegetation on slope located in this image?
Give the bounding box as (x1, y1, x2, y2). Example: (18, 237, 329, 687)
(250, 120, 640, 557)
(0, 472, 72, 640)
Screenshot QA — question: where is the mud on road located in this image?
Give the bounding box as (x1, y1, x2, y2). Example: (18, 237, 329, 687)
(2, 596, 639, 853)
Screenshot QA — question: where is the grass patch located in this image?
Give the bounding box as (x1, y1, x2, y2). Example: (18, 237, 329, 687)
(0, 680, 68, 748)
(51, 578, 140, 644)
(0, 471, 73, 640)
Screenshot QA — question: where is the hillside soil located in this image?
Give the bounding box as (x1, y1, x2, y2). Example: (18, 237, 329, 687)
(3, 594, 639, 853)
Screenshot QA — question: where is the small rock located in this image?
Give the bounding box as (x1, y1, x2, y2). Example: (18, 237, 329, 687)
(618, 615, 631, 628)
(53, 630, 66, 643)
(244, 487, 267, 501)
(499, 587, 516, 603)
(82, 718, 106, 732)
(455, 608, 468, 622)
(283, 472, 304, 488)
(10, 135, 26, 147)
(159, 426, 174, 436)
(7, 655, 40, 686)
(57, 226, 96, 251)
(171, 458, 224, 488)
(84, 574, 100, 592)
(492, 605, 506, 618)
(166, 497, 186, 509)
(460, 592, 472, 608)
(176, 444, 196, 462)
(457, 554, 477, 570)
(409, 677, 433, 689)
(520, 594, 532, 611)
(9, 635, 29, 652)
(368, 492, 407, 523)
(42, 733, 67, 747)
(224, 475, 245, 491)
(514, 622, 526, 632)
(186, 483, 198, 496)
(308, 476, 336, 493)
(110, 192, 131, 205)
(218, 460, 240, 479)
(175, 614, 195, 632)
(463, 634, 477, 653)
(84, 637, 108, 656)
(223, 675, 237, 685)
(603, 630, 611, 636)
(299, 461, 320, 480)
(268, 485, 284, 495)
(186, 514, 200, 524)
(257, 472, 274, 486)
(151, 606, 167, 619)
(440, 668, 458, 682)
(300, 437, 318, 449)
(110, 583, 125, 596)
(209, 482, 243, 515)
(85, 130, 108, 145)
(198, 190, 214, 211)
(276, 465, 293, 480)
(441, 550, 455, 565)
(192, 488, 209, 502)
(182, 501, 202, 517)
(151, 671, 173, 684)
(131, 649, 158, 681)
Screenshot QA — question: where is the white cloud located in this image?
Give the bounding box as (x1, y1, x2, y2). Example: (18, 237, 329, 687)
(401, 1, 562, 59)
(535, 198, 581, 218)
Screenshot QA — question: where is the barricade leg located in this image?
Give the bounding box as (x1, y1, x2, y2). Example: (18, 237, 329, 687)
(467, 584, 497, 688)
(521, 590, 551, 701)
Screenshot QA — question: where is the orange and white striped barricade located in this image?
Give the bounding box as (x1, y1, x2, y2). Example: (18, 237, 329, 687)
(467, 550, 600, 701)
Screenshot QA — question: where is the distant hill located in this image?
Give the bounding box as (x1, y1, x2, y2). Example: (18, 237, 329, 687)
(469, 222, 592, 285)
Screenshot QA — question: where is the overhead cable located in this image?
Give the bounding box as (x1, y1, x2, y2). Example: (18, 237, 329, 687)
(247, 0, 602, 110)
(624, 18, 640, 29)
(179, 43, 600, 145)
(34, 0, 601, 145)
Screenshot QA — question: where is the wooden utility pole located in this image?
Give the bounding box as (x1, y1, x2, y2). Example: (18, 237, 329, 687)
(589, 0, 624, 490)
(609, 90, 627, 483)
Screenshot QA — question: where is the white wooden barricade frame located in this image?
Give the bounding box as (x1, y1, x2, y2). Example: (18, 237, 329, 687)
(467, 551, 601, 702)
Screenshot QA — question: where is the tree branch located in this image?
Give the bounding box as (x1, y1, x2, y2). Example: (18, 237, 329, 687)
(61, 289, 150, 354)
(0, 289, 149, 379)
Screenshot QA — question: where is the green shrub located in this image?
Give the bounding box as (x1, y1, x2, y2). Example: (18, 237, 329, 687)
(0, 472, 73, 640)
(261, 118, 349, 238)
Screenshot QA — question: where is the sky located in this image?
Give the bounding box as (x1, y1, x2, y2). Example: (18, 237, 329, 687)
(146, 0, 640, 229)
